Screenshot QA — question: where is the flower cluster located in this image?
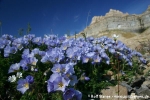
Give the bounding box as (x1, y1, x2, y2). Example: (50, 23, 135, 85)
(0, 34, 146, 99)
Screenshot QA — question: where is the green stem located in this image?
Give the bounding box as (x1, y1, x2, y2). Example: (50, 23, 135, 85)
(117, 54, 120, 100)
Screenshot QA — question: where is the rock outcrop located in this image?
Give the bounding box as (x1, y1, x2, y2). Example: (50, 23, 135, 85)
(80, 5, 150, 36)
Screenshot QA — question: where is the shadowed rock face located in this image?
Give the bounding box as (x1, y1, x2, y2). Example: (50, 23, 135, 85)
(131, 77, 145, 88)
(80, 5, 150, 36)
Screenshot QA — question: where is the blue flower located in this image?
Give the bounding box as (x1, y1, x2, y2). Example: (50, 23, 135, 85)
(140, 57, 147, 64)
(3, 39, 11, 45)
(31, 48, 40, 55)
(8, 63, 20, 73)
(63, 88, 82, 100)
(41, 55, 49, 63)
(69, 75, 78, 86)
(80, 73, 90, 81)
(82, 55, 90, 63)
(22, 49, 34, 59)
(65, 63, 75, 74)
(63, 88, 75, 100)
(26, 75, 34, 84)
(27, 57, 38, 68)
(17, 79, 29, 94)
(38, 51, 46, 56)
(47, 81, 54, 93)
(109, 48, 115, 54)
(12, 38, 23, 48)
(48, 73, 69, 92)
(4, 45, 11, 57)
(19, 59, 29, 71)
(51, 64, 71, 75)
(66, 48, 74, 58)
(48, 73, 61, 82)
(60, 41, 70, 50)
(92, 55, 102, 63)
(32, 37, 42, 45)
(53, 76, 69, 92)
(84, 77, 90, 81)
(51, 64, 62, 74)
(16, 44, 24, 50)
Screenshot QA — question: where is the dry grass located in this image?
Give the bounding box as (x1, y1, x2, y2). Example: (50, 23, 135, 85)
(121, 32, 136, 38)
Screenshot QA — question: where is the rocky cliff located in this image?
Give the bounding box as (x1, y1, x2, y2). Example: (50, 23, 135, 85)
(80, 5, 150, 37)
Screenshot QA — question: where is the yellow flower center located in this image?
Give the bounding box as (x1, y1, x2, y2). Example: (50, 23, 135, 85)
(55, 57, 58, 61)
(18, 45, 22, 49)
(58, 82, 63, 87)
(63, 46, 67, 50)
(85, 58, 89, 62)
(66, 73, 70, 77)
(32, 61, 36, 66)
(94, 59, 99, 62)
(24, 83, 29, 88)
(56, 68, 60, 72)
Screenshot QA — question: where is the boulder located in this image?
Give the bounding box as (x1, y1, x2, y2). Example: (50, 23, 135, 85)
(147, 62, 150, 67)
(135, 87, 150, 100)
(120, 81, 133, 92)
(143, 66, 150, 76)
(141, 81, 150, 89)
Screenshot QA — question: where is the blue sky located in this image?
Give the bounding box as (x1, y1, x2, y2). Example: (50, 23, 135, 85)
(0, 0, 150, 37)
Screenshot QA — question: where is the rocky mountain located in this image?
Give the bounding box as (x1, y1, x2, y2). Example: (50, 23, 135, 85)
(80, 5, 150, 36)
(74, 5, 150, 50)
